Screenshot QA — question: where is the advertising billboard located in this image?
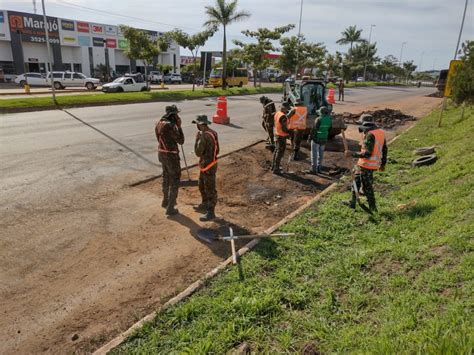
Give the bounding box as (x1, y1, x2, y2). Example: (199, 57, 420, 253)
(61, 34, 77, 46)
(0, 11, 11, 40)
(8, 10, 59, 44)
(91, 24, 104, 34)
(78, 35, 90, 47)
(118, 38, 128, 50)
(77, 21, 89, 33)
(93, 37, 104, 47)
(105, 25, 116, 36)
(106, 38, 116, 48)
(61, 19, 74, 31)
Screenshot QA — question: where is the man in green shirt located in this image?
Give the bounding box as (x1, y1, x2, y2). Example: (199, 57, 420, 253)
(307, 106, 332, 174)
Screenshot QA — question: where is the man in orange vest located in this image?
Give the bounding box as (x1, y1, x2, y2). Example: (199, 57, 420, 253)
(288, 99, 307, 161)
(155, 105, 185, 216)
(344, 114, 387, 212)
(193, 115, 220, 221)
(271, 102, 292, 174)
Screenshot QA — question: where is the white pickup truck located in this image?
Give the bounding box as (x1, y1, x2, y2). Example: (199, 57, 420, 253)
(102, 76, 148, 93)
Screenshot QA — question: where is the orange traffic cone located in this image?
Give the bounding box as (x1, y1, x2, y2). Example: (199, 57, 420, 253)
(212, 96, 230, 124)
(327, 88, 336, 104)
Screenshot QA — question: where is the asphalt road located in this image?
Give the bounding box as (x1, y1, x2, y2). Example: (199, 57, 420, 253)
(0, 86, 435, 216)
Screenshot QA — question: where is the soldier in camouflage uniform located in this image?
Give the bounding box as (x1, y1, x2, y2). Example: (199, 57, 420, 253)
(344, 114, 388, 212)
(259, 96, 276, 149)
(271, 101, 292, 174)
(155, 105, 185, 216)
(193, 115, 220, 221)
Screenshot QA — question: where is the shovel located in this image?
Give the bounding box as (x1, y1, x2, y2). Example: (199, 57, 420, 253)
(179, 145, 198, 187)
(341, 130, 372, 214)
(197, 227, 295, 264)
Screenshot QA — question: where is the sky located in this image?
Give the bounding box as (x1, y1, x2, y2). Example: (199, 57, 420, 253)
(1, 0, 473, 71)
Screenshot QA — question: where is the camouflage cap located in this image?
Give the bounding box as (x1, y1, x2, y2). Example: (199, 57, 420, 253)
(319, 106, 329, 115)
(192, 114, 212, 125)
(357, 113, 374, 124)
(259, 96, 268, 104)
(281, 101, 292, 110)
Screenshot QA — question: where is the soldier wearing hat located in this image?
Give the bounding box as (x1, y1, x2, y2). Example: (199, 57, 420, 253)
(259, 96, 276, 150)
(271, 101, 292, 174)
(193, 115, 220, 221)
(155, 105, 184, 215)
(344, 113, 388, 212)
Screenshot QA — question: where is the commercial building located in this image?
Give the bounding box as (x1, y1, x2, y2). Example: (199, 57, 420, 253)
(0, 9, 180, 78)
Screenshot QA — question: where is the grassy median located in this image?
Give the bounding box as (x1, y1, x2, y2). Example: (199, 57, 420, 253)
(112, 104, 473, 353)
(0, 86, 282, 113)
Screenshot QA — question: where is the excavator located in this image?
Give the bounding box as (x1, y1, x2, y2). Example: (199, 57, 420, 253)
(283, 78, 345, 139)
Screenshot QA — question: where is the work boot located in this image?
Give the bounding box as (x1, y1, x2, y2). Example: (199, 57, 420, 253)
(193, 203, 207, 212)
(200, 208, 216, 221)
(165, 206, 179, 216)
(272, 169, 282, 175)
(342, 200, 356, 209)
(161, 198, 169, 208)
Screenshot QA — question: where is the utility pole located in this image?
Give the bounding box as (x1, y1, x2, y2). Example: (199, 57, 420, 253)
(41, 0, 57, 105)
(294, 0, 303, 79)
(454, 0, 469, 59)
(432, 58, 437, 72)
(418, 51, 424, 71)
(33, 0, 37, 14)
(363, 24, 376, 81)
(399, 41, 407, 66)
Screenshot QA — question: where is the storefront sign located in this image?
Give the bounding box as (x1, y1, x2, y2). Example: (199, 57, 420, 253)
(61, 35, 77, 45)
(8, 10, 60, 44)
(77, 21, 89, 33)
(93, 37, 105, 47)
(180, 56, 194, 65)
(105, 25, 116, 35)
(0, 11, 4, 23)
(0, 11, 10, 40)
(91, 24, 104, 34)
(106, 38, 116, 48)
(78, 35, 90, 46)
(118, 38, 128, 49)
(61, 19, 74, 31)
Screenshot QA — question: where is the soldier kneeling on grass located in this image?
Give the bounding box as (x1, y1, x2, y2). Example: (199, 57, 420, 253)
(193, 115, 220, 221)
(344, 114, 388, 212)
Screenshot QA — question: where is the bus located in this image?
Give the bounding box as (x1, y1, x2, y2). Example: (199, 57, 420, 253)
(209, 67, 248, 88)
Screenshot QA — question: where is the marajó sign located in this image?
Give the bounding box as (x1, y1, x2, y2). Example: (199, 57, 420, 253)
(8, 10, 59, 43)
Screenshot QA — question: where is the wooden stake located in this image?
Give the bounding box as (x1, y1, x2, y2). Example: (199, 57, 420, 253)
(438, 97, 447, 127)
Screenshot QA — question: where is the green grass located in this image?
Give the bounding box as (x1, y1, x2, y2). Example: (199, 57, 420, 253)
(0, 86, 281, 112)
(327, 81, 411, 89)
(113, 105, 473, 354)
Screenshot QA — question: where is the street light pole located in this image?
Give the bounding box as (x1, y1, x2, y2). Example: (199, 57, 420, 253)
(41, 0, 57, 105)
(399, 41, 407, 66)
(454, 0, 469, 59)
(294, 0, 303, 79)
(419, 51, 424, 71)
(363, 24, 375, 81)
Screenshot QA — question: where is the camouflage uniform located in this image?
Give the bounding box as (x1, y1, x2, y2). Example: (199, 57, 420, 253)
(262, 99, 276, 147)
(350, 128, 388, 211)
(155, 108, 184, 214)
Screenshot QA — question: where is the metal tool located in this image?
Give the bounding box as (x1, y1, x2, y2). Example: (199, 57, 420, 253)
(341, 130, 372, 214)
(197, 227, 296, 264)
(179, 145, 198, 187)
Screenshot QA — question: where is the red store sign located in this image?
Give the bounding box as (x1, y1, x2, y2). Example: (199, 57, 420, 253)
(106, 38, 116, 48)
(77, 21, 89, 33)
(91, 24, 103, 34)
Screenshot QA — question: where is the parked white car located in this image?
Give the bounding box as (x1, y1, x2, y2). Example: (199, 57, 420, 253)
(102, 76, 148, 93)
(14, 72, 49, 87)
(148, 71, 162, 83)
(163, 73, 182, 84)
(46, 71, 100, 90)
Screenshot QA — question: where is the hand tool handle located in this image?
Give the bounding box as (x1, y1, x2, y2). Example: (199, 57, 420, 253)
(222, 233, 295, 240)
(180, 144, 191, 180)
(341, 130, 360, 201)
(230, 239, 237, 264)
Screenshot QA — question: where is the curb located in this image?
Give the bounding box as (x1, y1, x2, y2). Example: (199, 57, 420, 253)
(0, 87, 171, 96)
(93, 181, 339, 355)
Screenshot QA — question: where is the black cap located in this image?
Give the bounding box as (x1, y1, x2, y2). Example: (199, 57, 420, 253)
(192, 114, 212, 125)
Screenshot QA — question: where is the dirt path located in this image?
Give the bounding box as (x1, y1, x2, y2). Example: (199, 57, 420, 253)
(0, 94, 441, 354)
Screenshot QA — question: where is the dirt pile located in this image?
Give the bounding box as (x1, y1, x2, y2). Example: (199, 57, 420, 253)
(335, 108, 416, 129)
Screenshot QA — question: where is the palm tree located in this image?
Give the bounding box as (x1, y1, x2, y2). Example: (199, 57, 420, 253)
(204, 0, 250, 89)
(336, 25, 365, 54)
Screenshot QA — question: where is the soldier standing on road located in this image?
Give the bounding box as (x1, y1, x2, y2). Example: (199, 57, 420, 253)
(344, 114, 387, 212)
(271, 102, 291, 175)
(155, 105, 185, 216)
(259, 96, 276, 150)
(307, 106, 332, 174)
(288, 99, 307, 161)
(338, 79, 345, 102)
(193, 115, 220, 221)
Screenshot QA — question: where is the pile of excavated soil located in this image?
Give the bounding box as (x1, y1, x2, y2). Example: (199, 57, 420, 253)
(335, 108, 416, 129)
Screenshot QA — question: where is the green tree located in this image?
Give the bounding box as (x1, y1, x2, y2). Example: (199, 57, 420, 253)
(204, 0, 250, 89)
(451, 40, 474, 104)
(278, 35, 326, 76)
(233, 24, 294, 87)
(402, 61, 417, 82)
(168, 28, 216, 91)
(336, 25, 365, 56)
(120, 25, 170, 87)
(375, 55, 399, 81)
(348, 41, 378, 79)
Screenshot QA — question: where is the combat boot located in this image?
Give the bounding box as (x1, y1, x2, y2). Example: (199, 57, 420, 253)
(200, 208, 216, 221)
(193, 203, 207, 212)
(161, 198, 169, 208)
(166, 206, 179, 216)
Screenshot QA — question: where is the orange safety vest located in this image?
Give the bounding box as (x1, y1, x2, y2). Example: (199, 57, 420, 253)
(287, 106, 307, 130)
(156, 120, 179, 154)
(358, 129, 385, 170)
(274, 111, 290, 137)
(200, 130, 219, 172)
